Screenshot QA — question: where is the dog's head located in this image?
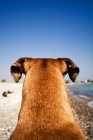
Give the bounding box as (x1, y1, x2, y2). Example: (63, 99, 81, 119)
(10, 57, 79, 83)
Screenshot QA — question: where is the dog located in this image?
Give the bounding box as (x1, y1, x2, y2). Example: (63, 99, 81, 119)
(10, 57, 85, 140)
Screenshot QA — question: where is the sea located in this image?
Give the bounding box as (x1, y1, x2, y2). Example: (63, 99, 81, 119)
(67, 83, 93, 107)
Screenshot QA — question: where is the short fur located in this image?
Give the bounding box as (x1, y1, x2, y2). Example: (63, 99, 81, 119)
(10, 57, 85, 140)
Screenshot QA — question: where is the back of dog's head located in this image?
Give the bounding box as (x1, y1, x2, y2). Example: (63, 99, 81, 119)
(10, 57, 79, 83)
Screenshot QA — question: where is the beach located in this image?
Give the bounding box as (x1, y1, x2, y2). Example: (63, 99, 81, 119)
(0, 83, 93, 140)
(67, 91, 93, 140)
(0, 83, 22, 140)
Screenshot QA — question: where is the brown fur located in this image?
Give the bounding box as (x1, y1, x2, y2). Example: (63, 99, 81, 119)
(10, 57, 85, 140)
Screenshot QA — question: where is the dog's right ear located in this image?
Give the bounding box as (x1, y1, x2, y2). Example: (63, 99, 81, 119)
(57, 58, 80, 82)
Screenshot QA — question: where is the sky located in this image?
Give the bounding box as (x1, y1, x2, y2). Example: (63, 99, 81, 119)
(0, 0, 93, 82)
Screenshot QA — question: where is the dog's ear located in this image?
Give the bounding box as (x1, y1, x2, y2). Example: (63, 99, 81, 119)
(11, 64, 22, 83)
(57, 58, 80, 82)
(10, 59, 25, 83)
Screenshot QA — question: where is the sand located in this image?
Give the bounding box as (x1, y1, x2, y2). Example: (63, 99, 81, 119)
(0, 83, 93, 140)
(68, 92, 93, 140)
(0, 83, 22, 140)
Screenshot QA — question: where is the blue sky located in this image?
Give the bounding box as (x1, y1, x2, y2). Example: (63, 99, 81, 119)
(0, 0, 93, 82)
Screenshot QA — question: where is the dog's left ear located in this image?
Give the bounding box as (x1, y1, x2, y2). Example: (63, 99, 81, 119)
(58, 58, 80, 82)
(11, 64, 22, 83)
(10, 59, 25, 83)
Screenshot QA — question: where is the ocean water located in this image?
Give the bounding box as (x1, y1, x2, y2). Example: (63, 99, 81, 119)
(67, 83, 93, 98)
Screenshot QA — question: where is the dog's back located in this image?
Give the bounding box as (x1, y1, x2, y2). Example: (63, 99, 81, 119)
(10, 58, 85, 140)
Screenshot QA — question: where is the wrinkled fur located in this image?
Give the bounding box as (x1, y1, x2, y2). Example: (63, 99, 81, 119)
(10, 58, 85, 140)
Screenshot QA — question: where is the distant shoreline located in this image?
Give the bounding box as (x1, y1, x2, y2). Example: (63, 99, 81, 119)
(0, 82, 23, 84)
(0, 82, 93, 84)
(67, 83, 93, 108)
(66, 82, 93, 85)
(67, 88, 93, 108)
